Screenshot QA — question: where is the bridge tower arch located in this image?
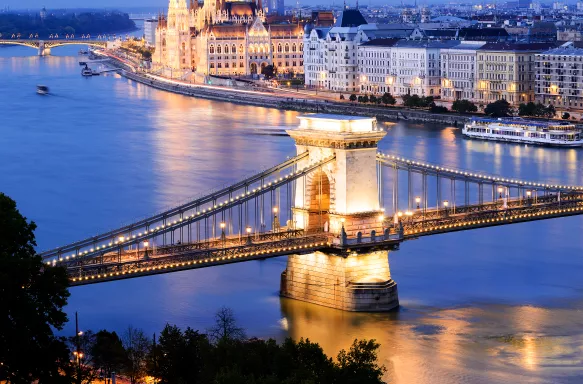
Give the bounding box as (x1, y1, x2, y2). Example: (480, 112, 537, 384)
(281, 114, 399, 312)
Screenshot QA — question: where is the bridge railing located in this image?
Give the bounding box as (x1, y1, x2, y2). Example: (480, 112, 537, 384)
(43, 154, 335, 267)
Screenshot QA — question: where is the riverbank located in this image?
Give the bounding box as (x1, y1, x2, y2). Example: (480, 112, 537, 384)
(114, 65, 469, 126)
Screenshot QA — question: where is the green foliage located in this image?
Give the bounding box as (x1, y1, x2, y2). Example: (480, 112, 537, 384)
(91, 330, 126, 382)
(336, 339, 386, 384)
(484, 99, 513, 117)
(361, 95, 369, 104)
(349, 94, 357, 102)
(122, 326, 150, 384)
(0, 11, 136, 38)
(381, 92, 396, 106)
(402, 94, 434, 108)
(562, 112, 571, 120)
(451, 99, 478, 114)
(517, 102, 555, 118)
(0, 192, 72, 383)
(261, 64, 277, 79)
(430, 104, 448, 113)
(339, 94, 345, 100)
(369, 95, 377, 104)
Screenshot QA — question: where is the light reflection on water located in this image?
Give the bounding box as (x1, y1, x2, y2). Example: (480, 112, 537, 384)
(2, 46, 583, 383)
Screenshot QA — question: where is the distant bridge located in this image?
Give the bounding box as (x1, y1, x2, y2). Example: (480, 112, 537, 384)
(0, 39, 108, 56)
(39, 114, 583, 312)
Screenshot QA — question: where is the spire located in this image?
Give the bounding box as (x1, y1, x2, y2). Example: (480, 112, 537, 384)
(356, 0, 359, 8)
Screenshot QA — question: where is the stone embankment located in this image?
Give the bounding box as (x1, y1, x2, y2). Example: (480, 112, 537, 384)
(120, 68, 469, 126)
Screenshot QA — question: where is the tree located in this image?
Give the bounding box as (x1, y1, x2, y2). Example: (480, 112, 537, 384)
(92, 330, 126, 383)
(361, 95, 369, 104)
(430, 104, 448, 113)
(369, 95, 377, 104)
(381, 92, 396, 106)
(261, 64, 277, 79)
(122, 326, 150, 384)
(336, 339, 386, 384)
(562, 112, 570, 120)
(544, 104, 556, 118)
(484, 99, 513, 117)
(339, 94, 345, 100)
(452, 99, 478, 114)
(518, 102, 537, 116)
(67, 330, 100, 384)
(349, 94, 357, 103)
(0, 193, 72, 383)
(208, 307, 246, 343)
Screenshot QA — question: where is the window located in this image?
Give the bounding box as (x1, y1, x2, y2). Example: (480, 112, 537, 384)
(217, 45, 222, 54)
(209, 45, 214, 54)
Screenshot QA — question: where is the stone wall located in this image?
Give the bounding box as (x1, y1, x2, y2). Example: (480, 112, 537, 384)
(280, 250, 399, 312)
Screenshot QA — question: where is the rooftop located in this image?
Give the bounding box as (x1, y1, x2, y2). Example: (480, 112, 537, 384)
(540, 47, 583, 56)
(334, 9, 367, 28)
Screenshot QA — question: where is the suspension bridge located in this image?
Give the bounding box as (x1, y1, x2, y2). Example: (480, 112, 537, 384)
(39, 114, 583, 312)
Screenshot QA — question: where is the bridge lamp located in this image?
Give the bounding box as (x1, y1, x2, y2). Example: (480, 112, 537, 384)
(397, 211, 403, 218)
(379, 214, 385, 221)
(498, 187, 504, 198)
(443, 200, 449, 208)
(143, 240, 149, 248)
(415, 196, 421, 209)
(119, 236, 125, 242)
(526, 190, 532, 198)
(220, 222, 226, 229)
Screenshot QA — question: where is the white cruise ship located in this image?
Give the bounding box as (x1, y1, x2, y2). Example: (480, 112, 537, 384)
(463, 117, 583, 147)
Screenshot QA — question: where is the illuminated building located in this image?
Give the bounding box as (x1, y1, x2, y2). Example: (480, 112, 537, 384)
(154, 0, 305, 77)
(535, 46, 583, 113)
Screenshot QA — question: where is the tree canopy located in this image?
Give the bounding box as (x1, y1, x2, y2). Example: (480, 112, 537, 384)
(0, 193, 71, 383)
(518, 102, 555, 118)
(484, 99, 513, 117)
(451, 99, 478, 114)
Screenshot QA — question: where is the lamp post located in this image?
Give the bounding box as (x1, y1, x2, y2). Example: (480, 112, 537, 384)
(246, 226, 252, 245)
(74, 312, 83, 384)
(443, 200, 449, 217)
(415, 196, 421, 210)
(498, 186, 504, 199)
(220, 222, 226, 249)
(273, 207, 280, 233)
(526, 190, 532, 206)
(405, 210, 413, 224)
(143, 240, 149, 259)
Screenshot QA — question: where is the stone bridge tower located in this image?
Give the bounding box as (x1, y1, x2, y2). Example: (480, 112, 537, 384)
(280, 114, 399, 312)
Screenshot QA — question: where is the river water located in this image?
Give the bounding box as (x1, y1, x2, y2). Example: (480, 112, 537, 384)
(2, 45, 583, 383)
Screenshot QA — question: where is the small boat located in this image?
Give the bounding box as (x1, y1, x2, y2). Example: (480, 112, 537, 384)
(81, 65, 93, 77)
(78, 49, 89, 55)
(36, 85, 49, 95)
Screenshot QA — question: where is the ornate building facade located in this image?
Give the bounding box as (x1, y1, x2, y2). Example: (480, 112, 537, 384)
(154, 0, 305, 77)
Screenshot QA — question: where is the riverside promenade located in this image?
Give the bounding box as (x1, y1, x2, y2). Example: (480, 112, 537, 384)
(104, 54, 468, 126)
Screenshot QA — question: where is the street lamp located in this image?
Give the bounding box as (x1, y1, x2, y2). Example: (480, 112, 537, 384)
(443, 200, 449, 216)
(220, 221, 226, 248)
(498, 186, 504, 199)
(415, 196, 421, 209)
(273, 207, 280, 232)
(246, 226, 252, 245)
(143, 240, 149, 259)
(405, 210, 413, 223)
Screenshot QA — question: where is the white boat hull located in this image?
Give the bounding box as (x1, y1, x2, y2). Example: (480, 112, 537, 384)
(462, 130, 583, 147)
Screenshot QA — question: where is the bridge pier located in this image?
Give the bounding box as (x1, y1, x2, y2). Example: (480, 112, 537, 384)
(282, 114, 400, 311)
(281, 250, 398, 311)
(38, 41, 50, 56)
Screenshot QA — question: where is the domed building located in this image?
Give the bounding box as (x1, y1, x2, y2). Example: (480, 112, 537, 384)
(154, 0, 306, 77)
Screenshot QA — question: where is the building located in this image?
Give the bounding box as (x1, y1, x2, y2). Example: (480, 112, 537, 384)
(557, 29, 583, 42)
(535, 46, 583, 112)
(304, 9, 419, 93)
(154, 0, 305, 77)
(266, 0, 284, 16)
(383, 40, 460, 97)
(144, 18, 158, 47)
(440, 42, 485, 101)
(475, 42, 557, 105)
(357, 39, 399, 95)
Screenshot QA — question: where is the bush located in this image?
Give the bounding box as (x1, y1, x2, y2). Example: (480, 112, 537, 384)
(402, 94, 434, 108)
(430, 104, 448, 113)
(381, 92, 396, 106)
(518, 102, 555, 118)
(562, 112, 570, 120)
(451, 99, 477, 114)
(349, 94, 357, 102)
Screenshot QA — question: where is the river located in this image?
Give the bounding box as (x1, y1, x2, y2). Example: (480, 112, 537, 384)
(2, 45, 583, 383)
